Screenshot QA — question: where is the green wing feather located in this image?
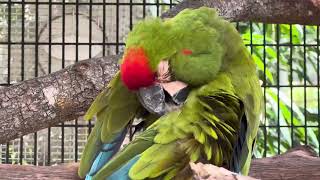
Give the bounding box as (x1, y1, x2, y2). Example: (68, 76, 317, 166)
(127, 74, 245, 179)
(78, 72, 141, 178)
(78, 117, 103, 178)
(92, 129, 157, 180)
(129, 142, 186, 179)
(218, 16, 263, 174)
(83, 73, 118, 121)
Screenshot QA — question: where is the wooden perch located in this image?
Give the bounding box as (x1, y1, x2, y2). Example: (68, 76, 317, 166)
(190, 162, 258, 180)
(249, 145, 320, 180)
(0, 163, 79, 180)
(1, 0, 320, 142)
(0, 146, 317, 180)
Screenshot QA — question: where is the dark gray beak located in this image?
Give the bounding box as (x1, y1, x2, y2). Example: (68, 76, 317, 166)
(137, 83, 190, 115)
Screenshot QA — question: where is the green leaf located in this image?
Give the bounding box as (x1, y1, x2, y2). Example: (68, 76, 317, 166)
(252, 54, 274, 83)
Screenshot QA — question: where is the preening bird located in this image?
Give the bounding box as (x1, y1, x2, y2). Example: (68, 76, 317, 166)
(78, 7, 263, 180)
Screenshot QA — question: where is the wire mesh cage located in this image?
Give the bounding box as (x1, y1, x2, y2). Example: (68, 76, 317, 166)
(0, 0, 319, 166)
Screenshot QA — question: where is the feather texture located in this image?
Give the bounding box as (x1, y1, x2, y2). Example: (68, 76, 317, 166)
(92, 129, 157, 180)
(126, 74, 245, 179)
(85, 129, 127, 179)
(78, 73, 141, 178)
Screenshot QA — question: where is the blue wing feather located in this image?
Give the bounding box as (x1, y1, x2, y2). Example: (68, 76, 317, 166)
(86, 129, 127, 179)
(107, 155, 141, 180)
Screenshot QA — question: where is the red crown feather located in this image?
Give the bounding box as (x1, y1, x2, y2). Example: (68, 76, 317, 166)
(120, 47, 155, 90)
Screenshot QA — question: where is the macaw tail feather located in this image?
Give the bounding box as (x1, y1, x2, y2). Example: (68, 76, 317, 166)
(230, 116, 247, 173)
(86, 129, 127, 179)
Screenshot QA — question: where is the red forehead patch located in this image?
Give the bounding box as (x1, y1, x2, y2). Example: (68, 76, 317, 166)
(120, 47, 155, 90)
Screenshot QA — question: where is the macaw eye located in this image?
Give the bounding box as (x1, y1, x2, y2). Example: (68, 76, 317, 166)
(181, 49, 193, 55)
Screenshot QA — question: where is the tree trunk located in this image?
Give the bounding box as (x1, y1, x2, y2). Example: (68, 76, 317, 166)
(0, 146, 317, 180)
(1, 0, 320, 142)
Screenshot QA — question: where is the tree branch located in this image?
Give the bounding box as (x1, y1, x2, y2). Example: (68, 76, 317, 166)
(0, 56, 119, 144)
(162, 0, 320, 25)
(1, 0, 320, 143)
(0, 146, 317, 180)
(249, 145, 320, 180)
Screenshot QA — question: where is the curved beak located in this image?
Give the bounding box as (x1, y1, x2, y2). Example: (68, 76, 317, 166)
(137, 61, 189, 115)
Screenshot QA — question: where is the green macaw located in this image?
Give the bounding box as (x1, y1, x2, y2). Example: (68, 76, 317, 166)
(78, 7, 263, 180)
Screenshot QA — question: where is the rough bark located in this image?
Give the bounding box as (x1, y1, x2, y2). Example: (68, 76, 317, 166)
(0, 56, 119, 144)
(2, 0, 320, 143)
(0, 146, 317, 180)
(249, 145, 320, 180)
(0, 163, 79, 180)
(162, 0, 320, 25)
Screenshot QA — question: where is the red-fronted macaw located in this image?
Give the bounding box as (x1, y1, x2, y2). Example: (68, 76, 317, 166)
(78, 7, 263, 180)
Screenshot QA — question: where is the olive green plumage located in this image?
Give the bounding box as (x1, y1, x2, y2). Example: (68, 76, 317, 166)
(123, 18, 176, 71)
(168, 8, 225, 86)
(80, 7, 263, 179)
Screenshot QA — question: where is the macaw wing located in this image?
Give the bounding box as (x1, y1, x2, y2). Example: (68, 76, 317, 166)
(91, 129, 158, 180)
(129, 77, 247, 179)
(78, 72, 141, 178)
(91, 74, 250, 180)
(84, 72, 120, 121)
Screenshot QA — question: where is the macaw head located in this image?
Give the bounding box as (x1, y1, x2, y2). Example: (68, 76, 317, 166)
(167, 7, 225, 87)
(120, 7, 226, 90)
(120, 18, 176, 91)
